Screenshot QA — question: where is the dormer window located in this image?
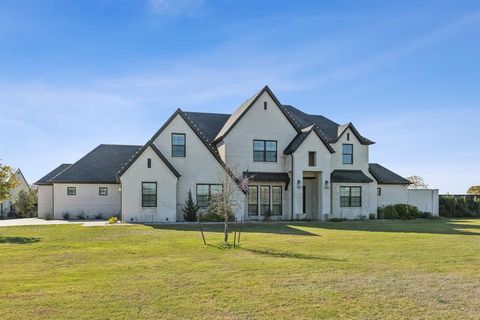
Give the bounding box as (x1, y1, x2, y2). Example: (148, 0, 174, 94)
(147, 158, 151, 168)
(342, 144, 353, 164)
(172, 133, 186, 157)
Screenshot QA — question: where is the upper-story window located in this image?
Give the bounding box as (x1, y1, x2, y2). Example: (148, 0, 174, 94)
(308, 151, 316, 166)
(342, 144, 353, 164)
(172, 133, 186, 157)
(67, 187, 76, 196)
(147, 158, 151, 168)
(253, 140, 277, 162)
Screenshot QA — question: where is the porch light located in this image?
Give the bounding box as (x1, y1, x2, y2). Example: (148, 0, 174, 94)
(297, 180, 301, 189)
(324, 180, 329, 189)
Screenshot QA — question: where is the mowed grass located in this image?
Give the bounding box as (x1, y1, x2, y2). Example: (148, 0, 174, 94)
(0, 219, 479, 319)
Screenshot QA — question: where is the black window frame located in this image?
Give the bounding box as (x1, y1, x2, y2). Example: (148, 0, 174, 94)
(308, 151, 316, 166)
(253, 140, 277, 162)
(147, 158, 152, 168)
(196, 184, 223, 208)
(171, 133, 186, 157)
(340, 186, 362, 207)
(142, 182, 157, 208)
(260, 185, 271, 215)
(377, 187, 381, 196)
(272, 186, 282, 216)
(67, 187, 76, 196)
(247, 185, 258, 216)
(99, 187, 108, 196)
(342, 144, 353, 164)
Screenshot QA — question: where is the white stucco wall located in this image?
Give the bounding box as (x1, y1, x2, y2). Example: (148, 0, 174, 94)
(152, 114, 245, 221)
(331, 128, 369, 171)
(53, 183, 121, 219)
(377, 185, 408, 207)
(120, 146, 178, 223)
(407, 189, 439, 216)
(37, 185, 53, 219)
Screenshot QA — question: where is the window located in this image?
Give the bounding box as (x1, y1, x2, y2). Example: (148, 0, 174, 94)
(347, 133, 350, 141)
(272, 186, 282, 215)
(260, 186, 270, 215)
(99, 187, 108, 196)
(377, 187, 381, 196)
(196, 184, 223, 207)
(264, 101, 268, 110)
(340, 186, 362, 207)
(147, 158, 151, 168)
(67, 187, 76, 196)
(342, 144, 353, 164)
(248, 186, 258, 216)
(253, 140, 277, 162)
(308, 151, 316, 166)
(142, 182, 157, 207)
(172, 133, 186, 157)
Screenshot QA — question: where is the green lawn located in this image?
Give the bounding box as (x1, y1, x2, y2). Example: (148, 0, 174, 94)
(1, 219, 479, 319)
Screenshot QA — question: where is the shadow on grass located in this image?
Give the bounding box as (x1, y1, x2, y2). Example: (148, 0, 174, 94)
(205, 243, 345, 261)
(149, 218, 480, 237)
(150, 223, 319, 236)
(0, 236, 40, 244)
(302, 218, 480, 236)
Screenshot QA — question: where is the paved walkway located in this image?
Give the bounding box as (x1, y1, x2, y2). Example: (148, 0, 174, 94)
(0, 218, 119, 227)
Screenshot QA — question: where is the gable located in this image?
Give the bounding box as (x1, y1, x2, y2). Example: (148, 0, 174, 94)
(214, 86, 300, 143)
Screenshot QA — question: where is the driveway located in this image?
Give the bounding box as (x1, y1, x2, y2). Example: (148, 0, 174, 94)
(0, 218, 118, 227)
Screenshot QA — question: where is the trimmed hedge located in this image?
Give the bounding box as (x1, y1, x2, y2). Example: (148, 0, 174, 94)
(439, 195, 479, 217)
(378, 204, 422, 220)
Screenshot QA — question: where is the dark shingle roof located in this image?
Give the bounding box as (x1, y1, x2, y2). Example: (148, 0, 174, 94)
(331, 170, 374, 183)
(182, 111, 230, 145)
(369, 163, 411, 185)
(243, 171, 290, 183)
(51, 144, 142, 183)
(284, 126, 335, 155)
(34, 163, 72, 185)
(280, 105, 374, 145)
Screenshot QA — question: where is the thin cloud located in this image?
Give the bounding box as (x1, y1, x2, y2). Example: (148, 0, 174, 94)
(148, 0, 204, 16)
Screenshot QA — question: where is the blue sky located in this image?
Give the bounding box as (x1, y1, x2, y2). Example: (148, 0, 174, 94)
(0, 0, 478, 193)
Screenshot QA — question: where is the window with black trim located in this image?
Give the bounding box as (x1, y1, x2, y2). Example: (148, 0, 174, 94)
(172, 133, 186, 157)
(248, 185, 258, 216)
(99, 187, 108, 196)
(196, 184, 223, 207)
(340, 186, 361, 207)
(67, 187, 76, 196)
(377, 187, 381, 196)
(272, 186, 282, 215)
(308, 151, 316, 166)
(142, 182, 157, 207)
(147, 158, 151, 168)
(342, 144, 353, 164)
(347, 133, 350, 141)
(253, 140, 277, 162)
(260, 186, 271, 215)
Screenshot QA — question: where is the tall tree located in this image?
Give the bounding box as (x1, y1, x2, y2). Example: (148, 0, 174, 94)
(467, 186, 480, 195)
(406, 175, 428, 189)
(0, 162, 19, 202)
(182, 189, 199, 222)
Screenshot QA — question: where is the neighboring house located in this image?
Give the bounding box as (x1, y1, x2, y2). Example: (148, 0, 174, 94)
(0, 169, 30, 218)
(35, 86, 439, 222)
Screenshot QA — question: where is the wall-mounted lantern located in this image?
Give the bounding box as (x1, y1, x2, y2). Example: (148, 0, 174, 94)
(324, 180, 329, 190)
(297, 180, 302, 189)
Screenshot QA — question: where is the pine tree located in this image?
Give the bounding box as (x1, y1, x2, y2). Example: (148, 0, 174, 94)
(182, 190, 199, 222)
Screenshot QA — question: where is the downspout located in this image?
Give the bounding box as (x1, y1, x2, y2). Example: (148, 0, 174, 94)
(291, 154, 294, 221)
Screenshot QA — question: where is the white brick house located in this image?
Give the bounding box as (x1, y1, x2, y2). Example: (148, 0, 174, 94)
(35, 86, 439, 222)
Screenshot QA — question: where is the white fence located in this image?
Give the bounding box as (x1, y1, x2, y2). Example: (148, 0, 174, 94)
(407, 189, 439, 216)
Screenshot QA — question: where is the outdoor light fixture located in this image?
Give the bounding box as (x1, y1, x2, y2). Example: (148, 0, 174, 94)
(324, 180, 329, 189)
(297, 180, 301, 189)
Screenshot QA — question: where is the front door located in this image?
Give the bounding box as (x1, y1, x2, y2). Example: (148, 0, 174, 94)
(303, 178, 317, 219)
